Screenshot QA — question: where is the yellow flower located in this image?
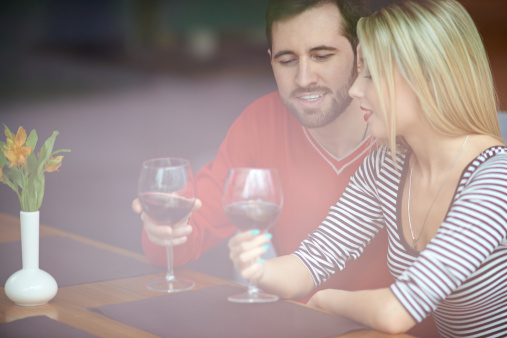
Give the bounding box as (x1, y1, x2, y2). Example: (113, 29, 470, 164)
(0, 167, 3, 182)
(45, 155, 64, 172)
(3, 127, 33, 168)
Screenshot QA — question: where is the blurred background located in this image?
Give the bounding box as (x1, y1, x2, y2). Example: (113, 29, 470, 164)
(0, 0, 506, 280)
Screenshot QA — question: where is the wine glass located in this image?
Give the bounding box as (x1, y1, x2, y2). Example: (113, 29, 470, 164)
(138, 158, 196, 293)
(223, 168, 283, 303)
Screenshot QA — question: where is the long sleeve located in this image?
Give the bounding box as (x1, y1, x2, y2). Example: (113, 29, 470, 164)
(293, 148, 390, 286)
(391, 150, 507, 325)
(292, 146, 507, 336)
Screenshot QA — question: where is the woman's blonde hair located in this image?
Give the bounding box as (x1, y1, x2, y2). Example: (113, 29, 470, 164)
(357, 0, 501, 157)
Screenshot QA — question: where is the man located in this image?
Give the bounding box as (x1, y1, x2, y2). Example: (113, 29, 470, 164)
(133, 1, 437, 335)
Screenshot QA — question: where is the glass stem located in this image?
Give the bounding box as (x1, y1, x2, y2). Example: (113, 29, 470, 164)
(248, 259, 260, 297)
(165, 236, 175, 282)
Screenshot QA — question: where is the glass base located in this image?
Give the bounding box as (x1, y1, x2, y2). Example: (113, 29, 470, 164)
(146, 275, 195, 293)
(227, 290, 279, 303)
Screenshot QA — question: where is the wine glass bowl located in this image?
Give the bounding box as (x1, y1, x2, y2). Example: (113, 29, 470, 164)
(224, 200, 280, 231)
(138, 158, 196, 293)
(223, 168, 283, 303)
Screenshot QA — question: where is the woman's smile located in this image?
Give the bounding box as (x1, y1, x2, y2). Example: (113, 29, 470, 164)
(360, 106, 373, 122)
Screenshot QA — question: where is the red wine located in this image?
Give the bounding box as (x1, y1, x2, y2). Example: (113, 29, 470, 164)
(139, 192, 194, 224)
(224, 201, 280, 231)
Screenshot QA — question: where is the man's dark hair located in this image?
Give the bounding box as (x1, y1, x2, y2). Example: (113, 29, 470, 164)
(265, 0, 370, 52)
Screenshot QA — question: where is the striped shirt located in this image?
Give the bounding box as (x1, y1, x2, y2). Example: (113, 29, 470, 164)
(293, 145, 507, 337)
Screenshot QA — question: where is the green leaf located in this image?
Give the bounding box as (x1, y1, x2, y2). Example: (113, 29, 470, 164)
(20, 171, 43, 211)
(26, 173, 43, 211)
(51, 149, 71, 155)
(0, 149, 7, 168)
(4, 167, 24, 189)
(19, 183, 29, 211)
(35, 174, 45, 211)
(37, 131, 59, 176)
(27, 152, 38, 174)
(26, 129, 38, 148)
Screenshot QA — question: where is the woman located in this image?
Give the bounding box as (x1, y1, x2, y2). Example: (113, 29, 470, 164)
(228, 0, 507, 336)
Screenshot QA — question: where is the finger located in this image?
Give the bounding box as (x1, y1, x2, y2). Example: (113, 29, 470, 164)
(146, 232, 169, 246)
(241, 259, 265, 281)
(172, 224, 192, 238)
(228, 229, 269, 249)
(230, 231, 272, 255)
(191, 198, 202, 212)
(132, 198, 142, 214)
(146, 230, 188, 247)
(234, 243, 270, 267)
(171, 235, 188, 246)
(143, 215, 173, 238)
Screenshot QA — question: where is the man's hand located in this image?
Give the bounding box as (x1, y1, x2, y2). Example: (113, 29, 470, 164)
(132, 198, 202, 246)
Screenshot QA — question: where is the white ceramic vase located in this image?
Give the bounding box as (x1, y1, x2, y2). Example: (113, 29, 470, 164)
(5, 211, 58, 306)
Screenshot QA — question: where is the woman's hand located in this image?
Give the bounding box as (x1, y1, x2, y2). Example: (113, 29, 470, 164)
(228, 230, 272, 282)
(132, 198, 202, 246)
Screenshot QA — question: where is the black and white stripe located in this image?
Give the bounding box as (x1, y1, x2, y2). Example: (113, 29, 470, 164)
(293, 146, 507, 337)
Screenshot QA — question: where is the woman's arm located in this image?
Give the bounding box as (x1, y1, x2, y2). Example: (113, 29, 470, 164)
(307, 288, 417, 334)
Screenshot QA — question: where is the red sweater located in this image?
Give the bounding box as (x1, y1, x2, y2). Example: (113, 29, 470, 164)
(142, 92, 393, 301)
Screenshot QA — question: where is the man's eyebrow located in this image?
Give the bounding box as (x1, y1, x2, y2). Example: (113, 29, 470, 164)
(273, 45, 338, 59)
(273, 50, 295, 59)
(310, 45, 338, 53)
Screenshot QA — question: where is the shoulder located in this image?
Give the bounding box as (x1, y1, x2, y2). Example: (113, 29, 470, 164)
(348, 144, 410, 194)
(361, 144, 408, 173)
(464, 146, 507, 181)
(467, 146, 507, 173)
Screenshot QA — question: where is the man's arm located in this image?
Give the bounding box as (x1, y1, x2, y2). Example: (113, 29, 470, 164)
(138, 94, 276, 267)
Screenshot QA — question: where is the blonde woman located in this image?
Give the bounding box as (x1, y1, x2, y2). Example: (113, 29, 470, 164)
(228, 0, 507, 336)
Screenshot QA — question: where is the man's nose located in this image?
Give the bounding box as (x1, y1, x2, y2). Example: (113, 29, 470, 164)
(295, 58, 318, 88)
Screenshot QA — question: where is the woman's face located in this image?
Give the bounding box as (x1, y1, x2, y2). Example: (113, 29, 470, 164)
(349, 45, 422, 139)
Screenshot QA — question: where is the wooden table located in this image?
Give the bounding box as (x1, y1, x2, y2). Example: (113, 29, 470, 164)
(0, 212, 414, 338)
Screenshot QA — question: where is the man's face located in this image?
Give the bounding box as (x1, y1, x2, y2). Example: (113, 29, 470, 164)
(269, 3, 356, 129)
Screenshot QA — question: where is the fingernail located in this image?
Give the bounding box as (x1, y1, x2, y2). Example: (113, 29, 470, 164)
(265, 233, 272, 240)
(262, 244, 270, 251)
(258, 258, 265, 265)
(250, 229, 260, 236)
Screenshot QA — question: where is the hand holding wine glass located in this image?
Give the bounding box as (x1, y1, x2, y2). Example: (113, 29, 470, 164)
(138, 158, 196, 293)
(132, 197, 201, 247)
(223, 168, 283, 303)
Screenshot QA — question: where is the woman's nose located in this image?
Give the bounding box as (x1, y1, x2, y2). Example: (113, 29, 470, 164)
(348, 76, 364, 99)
